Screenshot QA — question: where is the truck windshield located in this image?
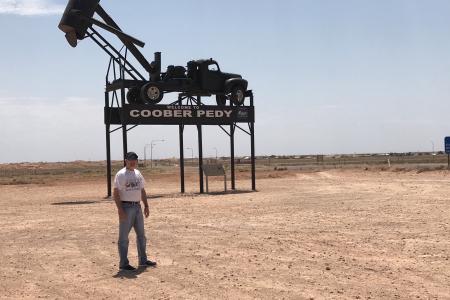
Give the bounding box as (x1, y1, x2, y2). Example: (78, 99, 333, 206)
(208, 64, 219, 71)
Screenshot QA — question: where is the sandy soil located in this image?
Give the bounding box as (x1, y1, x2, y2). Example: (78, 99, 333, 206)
(1, 167, 450, 300)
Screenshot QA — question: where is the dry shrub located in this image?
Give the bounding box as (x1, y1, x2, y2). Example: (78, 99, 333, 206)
(415, 166, 448, 173)
(416, 166, 431, 174)
(391, 167, 408, 172)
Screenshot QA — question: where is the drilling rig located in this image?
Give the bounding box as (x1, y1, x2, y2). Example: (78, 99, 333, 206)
(58, 0, 248, 106)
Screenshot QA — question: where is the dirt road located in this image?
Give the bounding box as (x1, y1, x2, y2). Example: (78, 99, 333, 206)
(1, 168, 449, 299)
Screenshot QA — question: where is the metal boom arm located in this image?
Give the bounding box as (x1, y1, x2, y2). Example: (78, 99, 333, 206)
(58, 0, 154, 78)
(94, 5, 153, 76)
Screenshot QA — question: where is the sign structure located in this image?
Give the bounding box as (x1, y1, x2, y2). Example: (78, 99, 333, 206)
(445, 137, 450, 154)
(107, 104, 254, 125)
(103, 90, 256, 195)
(56, 0, 256, 195)
(202, 164, 227, 193)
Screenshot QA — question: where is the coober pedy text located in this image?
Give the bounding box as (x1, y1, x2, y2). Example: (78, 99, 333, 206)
(130, 106, 233, 118)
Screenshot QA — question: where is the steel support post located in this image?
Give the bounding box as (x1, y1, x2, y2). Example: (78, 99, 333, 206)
(197, 124, 204, 193)
(121, 87, 127, 166)
(178, 95, 185, 193)
(250, 93, 256, 191)
(230, 123, 235, 190)
(179, 124, 185, 193)
(105, 90, 112, 197)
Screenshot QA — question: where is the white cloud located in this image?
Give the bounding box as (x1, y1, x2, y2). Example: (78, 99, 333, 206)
(0, 0, 64, 16)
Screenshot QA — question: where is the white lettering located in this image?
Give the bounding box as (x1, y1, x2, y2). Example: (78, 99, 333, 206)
(141, 110, 151, 117)
(131, 108, 233, 119)
(224, 110, 232, 117)
(167, 105, 191, 110)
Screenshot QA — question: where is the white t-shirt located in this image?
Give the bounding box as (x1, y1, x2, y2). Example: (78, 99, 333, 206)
(113, 167, 146, 202)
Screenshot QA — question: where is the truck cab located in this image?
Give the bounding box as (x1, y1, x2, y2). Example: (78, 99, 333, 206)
(188, 59, 248, 105)
(200, 60, 223, 92)
(138, 55, 248, 106)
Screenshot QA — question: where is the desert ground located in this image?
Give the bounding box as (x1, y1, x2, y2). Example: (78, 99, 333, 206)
(1, 165, 450, 299)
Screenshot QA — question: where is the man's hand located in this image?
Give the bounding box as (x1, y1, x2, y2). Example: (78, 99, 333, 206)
(141, 188, 149, 218)
(118, 209, 126, 222)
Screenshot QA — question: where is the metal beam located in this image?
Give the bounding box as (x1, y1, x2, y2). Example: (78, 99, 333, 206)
(95, 5, 152, 75)
(197, 124, 204, 193)
(105, 90, 112, 197)
(230, 123, 235, 190)
(179, 124, 185, 193)
(121, 87, 128, 166)
(250, 92, 256, 190)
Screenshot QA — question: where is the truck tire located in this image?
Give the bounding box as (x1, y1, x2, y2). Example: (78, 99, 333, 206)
(230, 85, 245, 106)
(216, 94, 227, 106)
(141, 83, 164, 104)
(126, 87, 143, 104)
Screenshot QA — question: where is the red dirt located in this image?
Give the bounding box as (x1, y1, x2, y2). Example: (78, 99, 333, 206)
(1, 167, 449, 299)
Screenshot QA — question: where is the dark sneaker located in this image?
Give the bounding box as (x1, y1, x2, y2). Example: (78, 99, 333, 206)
(139, 261, 157, 267)
(119, 265, 136, 272)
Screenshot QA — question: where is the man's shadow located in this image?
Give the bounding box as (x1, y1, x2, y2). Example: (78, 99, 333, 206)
(112, 266, 155, 279)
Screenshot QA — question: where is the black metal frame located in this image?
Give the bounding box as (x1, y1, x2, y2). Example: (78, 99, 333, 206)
(94, 29, 255, 197)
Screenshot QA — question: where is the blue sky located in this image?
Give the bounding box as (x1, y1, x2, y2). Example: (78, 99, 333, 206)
(1, 0, 449, 164)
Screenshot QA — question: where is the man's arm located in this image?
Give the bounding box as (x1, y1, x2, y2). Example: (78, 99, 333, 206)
(114, 188, 126, 222)
(141, 188, 149, 218)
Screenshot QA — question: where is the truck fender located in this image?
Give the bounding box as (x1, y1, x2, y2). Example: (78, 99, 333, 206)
(224, 78, 248, 94)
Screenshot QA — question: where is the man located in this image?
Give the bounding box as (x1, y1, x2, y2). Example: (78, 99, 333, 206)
(114, 151, 156, 272)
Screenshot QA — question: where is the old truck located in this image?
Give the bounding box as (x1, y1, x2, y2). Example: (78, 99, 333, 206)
(57, 0, 248, 106)
(126, 53, 248, 106)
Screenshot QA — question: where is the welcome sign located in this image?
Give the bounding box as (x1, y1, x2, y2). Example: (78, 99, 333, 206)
(106, 104, 254, 125)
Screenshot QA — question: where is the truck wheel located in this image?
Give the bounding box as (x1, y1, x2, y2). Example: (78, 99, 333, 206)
(231, 85, 245, 106)
(216, 94, 227, 106)
(141, 83, 164, 104)
(126, 88, 143, 104)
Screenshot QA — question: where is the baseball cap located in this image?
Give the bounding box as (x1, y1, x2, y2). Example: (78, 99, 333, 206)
(125, 152, 138, 159)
